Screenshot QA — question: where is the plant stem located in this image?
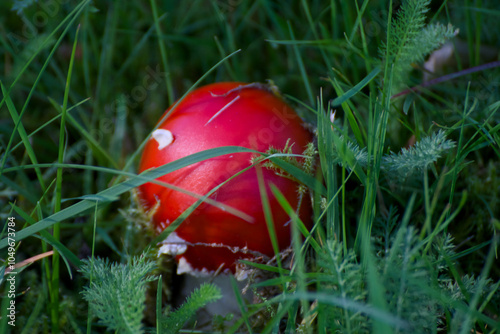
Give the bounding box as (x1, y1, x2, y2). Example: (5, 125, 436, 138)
(149, 0, 175, 106)
(52, 25, 80, 333)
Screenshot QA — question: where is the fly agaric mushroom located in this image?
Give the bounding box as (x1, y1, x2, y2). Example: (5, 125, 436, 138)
(138, 82, 313, 278)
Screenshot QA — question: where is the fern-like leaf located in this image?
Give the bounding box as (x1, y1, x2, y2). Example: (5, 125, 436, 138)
(412, 23, 458, 64)
(318, 240, 369, 333)
(158, 283, 222, 334)
(381, 226, 441, 333)
(373, 206, 400, 255)
(381, 0, 456, 88)
(381, 0, 430, 68)
(80, 254, 157, 334)
(382, 130, 455, 179)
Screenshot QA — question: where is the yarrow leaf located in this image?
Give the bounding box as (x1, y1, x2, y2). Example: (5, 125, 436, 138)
(382, 130, 455, 179)
(380, 0, 457, 89)
(80, 254, 157, 334)
(158, 283, 222, 334)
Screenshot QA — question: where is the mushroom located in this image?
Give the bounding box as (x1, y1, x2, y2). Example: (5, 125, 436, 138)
(138, 82, 313, 278)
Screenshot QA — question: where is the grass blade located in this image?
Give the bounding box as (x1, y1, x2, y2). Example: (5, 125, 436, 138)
(330, 66, 381, 107)
(0, 146, 255, 249)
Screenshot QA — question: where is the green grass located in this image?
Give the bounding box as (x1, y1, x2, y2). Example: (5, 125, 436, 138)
(1, 0, 499, 333)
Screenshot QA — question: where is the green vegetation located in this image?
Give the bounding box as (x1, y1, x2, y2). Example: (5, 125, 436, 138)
(1, 0, 499, 333)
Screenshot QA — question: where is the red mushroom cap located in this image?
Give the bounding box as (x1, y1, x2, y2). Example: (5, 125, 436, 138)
(138, 82, 313, 276)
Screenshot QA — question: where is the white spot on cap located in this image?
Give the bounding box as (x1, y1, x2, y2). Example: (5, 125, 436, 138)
(152, 129, 174, 150)
(157, 232, 187, 256)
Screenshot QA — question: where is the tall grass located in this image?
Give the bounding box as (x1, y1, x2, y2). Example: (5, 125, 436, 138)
(1, 0, 499, 333)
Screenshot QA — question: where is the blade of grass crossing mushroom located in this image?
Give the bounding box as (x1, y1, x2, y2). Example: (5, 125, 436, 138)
(4, 162, 253, 223)
(147, 150, 268, 247)
(0, 146, 254, 249)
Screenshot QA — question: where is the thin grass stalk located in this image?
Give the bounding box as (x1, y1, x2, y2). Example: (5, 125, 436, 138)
(0, 0, 90, 206)
(355, 0, 377, 99)
(356, 0, 394, 249)
(51, 24, 80, 334)
(0, 84, 46, 192)
(316, 90, 340, 241)
(270, 185, 309, 323)
(287, 22, 314, 106)
(447, 84, 471, 222)
(255, 166, 284, 277)
(149, 0, 175, 106)
(229, 276, 253, 333)
(474, 0, 482, 69)
(300, 0, 335, 77)
(86, 201, 99, 334)
(156, 275, 162, 334)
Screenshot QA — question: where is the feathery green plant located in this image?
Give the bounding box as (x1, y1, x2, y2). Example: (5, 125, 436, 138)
(382, 130, 456, 179)
(317, 240, 368, 333)
(330, 130, 455, 181)
(380, 0, 457, 89)
(330, 136, 369, 170)
(156, 283, 222, 334)
(380, 226, 439, 333)
(79, 254, 157, 334)
(79, 253, 223, 334)
(314, 221, 500, 334)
